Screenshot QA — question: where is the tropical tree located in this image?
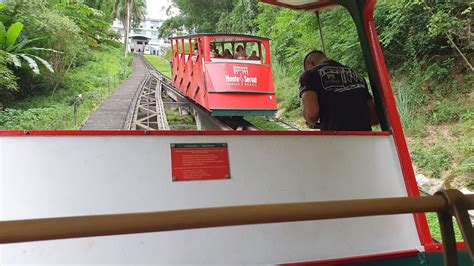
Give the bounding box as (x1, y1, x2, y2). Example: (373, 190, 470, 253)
(0, 22, 55, 75)
(113, 0, 147, 56)
(216, 0, 258, 34)
(160, 0, 233, 37)
(54, 3, 117, 48)
(0, 2, 16, 106)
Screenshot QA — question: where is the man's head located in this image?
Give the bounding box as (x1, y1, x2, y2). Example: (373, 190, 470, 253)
(303, 50, 328, 71)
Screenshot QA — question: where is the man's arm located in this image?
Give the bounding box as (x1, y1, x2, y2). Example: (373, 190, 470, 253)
(302, 91, 320, 128)
(367, 99, 379, 126)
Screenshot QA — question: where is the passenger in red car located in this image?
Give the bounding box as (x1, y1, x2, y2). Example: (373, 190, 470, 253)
(223, 49, 233, 59)
(234, 45, 247, 59)
(248, 51, 259, 60)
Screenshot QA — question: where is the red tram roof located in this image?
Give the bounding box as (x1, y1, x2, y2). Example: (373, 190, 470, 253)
(169, 33, 270, 41)
(259, 0, 340, 11)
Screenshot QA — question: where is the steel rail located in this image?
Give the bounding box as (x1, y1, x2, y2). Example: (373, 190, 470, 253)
(142, 56, 233, 130)
(143, 56, 261, 131)
(0, 192, 472, 244)
(270, 117, 302, 131)
(131, 75, 170, 130)
(126, 56, 171, 130)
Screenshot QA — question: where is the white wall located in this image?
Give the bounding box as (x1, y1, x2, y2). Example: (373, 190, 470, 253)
(0, 135, 421, 264)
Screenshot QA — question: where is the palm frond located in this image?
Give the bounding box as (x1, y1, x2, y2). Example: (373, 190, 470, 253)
(6, 22, 23, 50)
(9, 37, 44, 52)
(19, 54, 40, 74)
(19, 47, 62, 53)
(113, 0, 123, 17)
(8, 53, 21, 67)
(30, 55, 54, 73)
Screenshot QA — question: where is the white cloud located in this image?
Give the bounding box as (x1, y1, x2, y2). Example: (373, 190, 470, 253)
(146, 0, 179, 20)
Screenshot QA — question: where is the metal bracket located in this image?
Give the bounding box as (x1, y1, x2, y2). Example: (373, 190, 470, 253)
(435, 189, 474, 265)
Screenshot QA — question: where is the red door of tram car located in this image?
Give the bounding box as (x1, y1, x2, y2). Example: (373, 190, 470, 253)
(170, 34, 277, 117)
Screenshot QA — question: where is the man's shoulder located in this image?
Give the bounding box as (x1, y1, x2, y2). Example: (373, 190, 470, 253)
(299, 69, 317, 85)
(318, 60, 343, 68)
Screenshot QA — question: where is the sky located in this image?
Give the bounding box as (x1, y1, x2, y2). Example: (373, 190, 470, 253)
(146, 0, 178, 20)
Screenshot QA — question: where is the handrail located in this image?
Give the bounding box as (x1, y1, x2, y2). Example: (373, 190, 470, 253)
(0, 189, 473, 265)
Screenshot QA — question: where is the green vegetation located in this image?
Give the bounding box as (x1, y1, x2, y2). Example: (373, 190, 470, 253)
(0, 0, 133, 130)
(165, 106, 196, 130)
(426, 212, 463, 242)
(245, 116, 286, 131)
(0, 47, 131, 129)
(0, 21, 55, 75)
(144, 54, 172, 78)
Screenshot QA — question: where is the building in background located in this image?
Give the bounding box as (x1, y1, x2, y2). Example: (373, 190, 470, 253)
(130, 36, 151, 53)
(112, 18, 170, 55)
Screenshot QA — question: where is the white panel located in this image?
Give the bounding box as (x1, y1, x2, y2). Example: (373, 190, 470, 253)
(0, 135, 421, 264)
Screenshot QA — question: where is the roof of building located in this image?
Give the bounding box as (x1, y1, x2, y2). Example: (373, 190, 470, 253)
(169, 33, 270, 41)
(130, 35, 152, 40)
(259, 0, 338, 11)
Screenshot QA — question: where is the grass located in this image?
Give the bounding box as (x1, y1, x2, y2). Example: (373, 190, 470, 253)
(0, 47, 132, 130)
(144, 55, 172, 78)
(390, 66, 473, 188)
(245, 116, 287, 130)
(165, 106, 196, 130)
(425, 212, 463, 242)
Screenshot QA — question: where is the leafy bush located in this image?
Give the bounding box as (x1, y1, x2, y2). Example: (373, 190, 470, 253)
(412, 143, 453, 179)
(394, 84, 428, 138)
(430, 100, 465, 124)
(1, 0, 86, 96)
(468, 178, 474, 191)
(375, 1, 471, 67)
(0, 107, 67, 129)
(456, 156, 474, 177)
(53, 4, 117, 48)
(0, 48, 132, 129)
(0, 53, 18, 101)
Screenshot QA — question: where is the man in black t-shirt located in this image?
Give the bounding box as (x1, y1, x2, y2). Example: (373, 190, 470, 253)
(299, 50, 379, 131)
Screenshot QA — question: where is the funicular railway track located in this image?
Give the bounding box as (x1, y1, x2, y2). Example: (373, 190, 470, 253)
(129, 54, 261, 131)
(129, 74, 170, 130)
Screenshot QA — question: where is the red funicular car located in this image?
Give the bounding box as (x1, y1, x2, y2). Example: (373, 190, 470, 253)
(169, 34, 277, 117)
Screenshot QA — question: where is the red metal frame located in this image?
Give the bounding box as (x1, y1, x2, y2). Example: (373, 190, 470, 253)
(425, 242, 466, 253)
(0, 130, 390, 137)
(362, 0, 432, 246)
(281, 249, 420, 265)
(281, 243, 467, 265)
